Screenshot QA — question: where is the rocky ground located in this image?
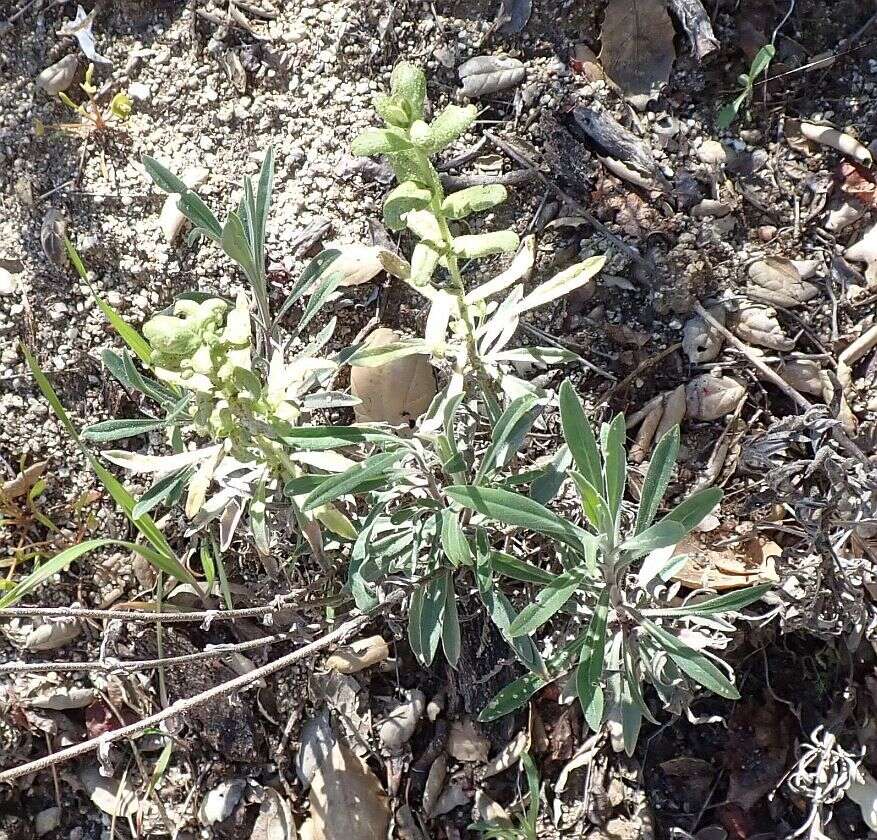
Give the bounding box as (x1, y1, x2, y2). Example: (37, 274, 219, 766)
(1, 0, 876, 838)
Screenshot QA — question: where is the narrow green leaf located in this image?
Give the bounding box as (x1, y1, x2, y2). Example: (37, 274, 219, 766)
(82, 417, 174, 443)
(644, 583, 772, 618)
(559, 381, 602, 492)
(601, 413, 627, 523)
(440, 510, 471, 567)
(619, 520, 686, 556)
(408, 585, 424, 663)
(441, 571, 461, 668)
(661, 486, 723, 533)
(278, 425, 401, 450)
(275, 249, 341, 325)
(255, 147, 275, 281)
(303, 451, 399, 512)
(635, 426, 679, 535)
(569, 470, 610, 532)
(508, 572, 582, 637)
(417, 575, 446, 667)
(641, 617, 739, 699)
(178, 191, 222, 241)
(345, 338, 430, 368)
(475, 394, 540, 484)
(529, 444, 573, 505)
(0, 540, 180, 608)
(65, 239, 153, 364)
(221, 211, 259, 284)
(132, 467, 193, 520)
(250, 472, 269, 555)
(577, 588, 610, 731)
(446, 485, 593, 552)
(142, 156, 187, 194)
(488, 550, 557, 585)
(298, 270, 345, 333)
(102, 349, 177, 407)
(478, 672, 545, 722)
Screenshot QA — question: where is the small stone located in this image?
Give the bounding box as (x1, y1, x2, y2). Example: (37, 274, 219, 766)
(36, 54, 78, 95)
(691, 199, 731, 218)
(0, 265, 20, 296)
(697, 139, 727, 166)
(199, 134, 215, 151)
(758, 225, 777, 241)
(35, 807, 61, 837)
(128, 81, 150, 101)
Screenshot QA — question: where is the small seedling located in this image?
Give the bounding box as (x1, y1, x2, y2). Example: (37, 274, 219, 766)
(35, 63, 132, 138)
(470, 752, 541, 840)
(717, 44, 776, 129)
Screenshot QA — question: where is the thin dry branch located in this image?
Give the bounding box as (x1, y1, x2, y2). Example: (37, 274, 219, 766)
(0, 592, 402, 784)
(0, 628, 301, 674)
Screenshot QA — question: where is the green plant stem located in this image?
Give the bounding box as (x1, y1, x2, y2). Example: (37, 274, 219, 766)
(415, 149, 503, 420)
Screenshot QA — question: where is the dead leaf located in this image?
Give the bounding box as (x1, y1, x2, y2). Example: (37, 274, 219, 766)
(478, 730, 529, 780)
(848, 768, 877, 831)
(379, 689, 425, 753)
(220, 50, 247, 94)
(324, 242, 387, 287)
(683, 305, 725, 363)
(296, 709, 336, 788)
(199, 779, 247, 825)
(309, 741, 390, 840)
(447, 718, 490, 763)
(23, 618, 81, 651)
(599, 0, 676, 109)
(423, 754, 447, 818)
(36, 54, 78, 95)
(350, 328, 436, 426)
(734, 305, 795, 351)
(845, 222, 877, 284)
(837, 161, 877, 210)
(747, 259, 819, 307)
(671, 534, 779, 590)
(325, 635, 389, 674)
(685, 374, 746, 421)
(458, 55, 526, 98)
(1, 461, 47, 500)
(80, 765, 142, 819)
(430, 784, 470, 817)
(250, 788, 297, 840)
(40, 209, 67, 269)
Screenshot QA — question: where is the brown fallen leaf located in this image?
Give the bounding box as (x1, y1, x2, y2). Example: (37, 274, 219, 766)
(350, 328, 436, 426)
(1, 461, 47, 501)
(734, 305, 795, 351)
(599, 0, 676, 109)
(325, 635, 389, 674)
(672, 533, 780, 591)
(685, 374, 746, 421)
(837, 160, 877, 210)
(746, 258, 819, 308)
(309, 741, 390, 840)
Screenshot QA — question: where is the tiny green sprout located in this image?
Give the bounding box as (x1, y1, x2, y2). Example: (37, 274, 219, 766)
(110, 91, 132, 120)
(717, 44, 776, 129)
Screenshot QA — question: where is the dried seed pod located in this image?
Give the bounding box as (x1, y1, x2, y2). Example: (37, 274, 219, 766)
(747, 258, 819, 307)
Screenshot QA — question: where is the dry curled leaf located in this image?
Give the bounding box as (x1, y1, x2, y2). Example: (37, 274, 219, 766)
(309, 741, 390, 840)
(36, 53, 78, 95)
(350, 328, 436, 426)
(325, 635, 389, 674)
(40, 208, 67, 269)
(250, 788, 297, 840)
(2, 460, 47, 500)
(379, 689, 425, 753)
(685, 374, 746, 421)
(80, 765, 142, 819)
(671, 534, 779, 591)
(734, 305, 795, 351)
(837, 161, 877, 210)
(458, 55, 526, 98)
(423, 753, 447, 818)
(845, 222, 877, 284)
(599, 0, 675, 109)
(683, 305, 725, 363)
(747, 258, 819, 307)
(323, 242, 387, 287)
(447, 718, 490, 763)
(778, 358, 826, 397)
